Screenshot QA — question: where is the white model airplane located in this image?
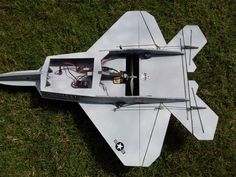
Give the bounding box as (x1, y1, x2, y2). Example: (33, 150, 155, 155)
(0, 11, 218, 167)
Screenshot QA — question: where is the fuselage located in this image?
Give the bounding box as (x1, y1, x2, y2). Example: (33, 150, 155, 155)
(0, 48, 187, 106)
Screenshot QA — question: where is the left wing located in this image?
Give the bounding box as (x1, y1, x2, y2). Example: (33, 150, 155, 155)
(88, 11, 166, 51)
(79, 102, 171, 167)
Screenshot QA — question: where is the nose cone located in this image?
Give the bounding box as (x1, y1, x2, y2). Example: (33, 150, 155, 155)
(0, 70, 41, 86)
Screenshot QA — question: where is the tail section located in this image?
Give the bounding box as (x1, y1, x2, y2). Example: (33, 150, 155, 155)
(165, 25, 207, 72)
(163, 26, 217, 140)
(164, 81, 218, 140)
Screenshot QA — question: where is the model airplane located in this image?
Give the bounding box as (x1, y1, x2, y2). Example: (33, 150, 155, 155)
(0, 11, 218, 167)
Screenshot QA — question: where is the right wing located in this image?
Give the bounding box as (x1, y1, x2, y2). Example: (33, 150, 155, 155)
(88, 11, 166, 51)
(79, 102, 171, 167)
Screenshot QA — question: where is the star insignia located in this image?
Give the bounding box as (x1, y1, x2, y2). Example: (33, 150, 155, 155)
(115, 142, 124, 151)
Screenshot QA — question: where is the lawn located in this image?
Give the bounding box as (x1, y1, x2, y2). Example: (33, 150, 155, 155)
(0, 0, 235, 176)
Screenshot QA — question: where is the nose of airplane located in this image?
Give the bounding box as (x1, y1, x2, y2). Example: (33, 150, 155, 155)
(0, 69, 41, 86)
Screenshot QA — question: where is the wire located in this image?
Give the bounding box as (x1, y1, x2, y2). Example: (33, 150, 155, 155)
(64, 61, 80, 71)
(76, 74, 87, 81)
(54, 62, 89, 88)
(62, 66, 74, 80)
(66, 66, 79, 81)
(101, 57, 112, 65)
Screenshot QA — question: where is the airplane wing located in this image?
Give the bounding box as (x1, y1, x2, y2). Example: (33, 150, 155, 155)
(88, 11, 166, 51)
(79, 102, 171, 167)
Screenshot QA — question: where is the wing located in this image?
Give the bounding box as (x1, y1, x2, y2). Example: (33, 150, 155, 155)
(79, 102, 171, 167)
(88, 11, 166, 51)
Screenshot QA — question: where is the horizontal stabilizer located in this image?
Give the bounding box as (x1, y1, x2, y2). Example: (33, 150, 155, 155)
(164, 81, 218, 140)
(166, 25, 207, 72)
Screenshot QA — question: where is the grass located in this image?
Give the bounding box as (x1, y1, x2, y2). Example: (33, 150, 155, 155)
(0, 0, 235, 176)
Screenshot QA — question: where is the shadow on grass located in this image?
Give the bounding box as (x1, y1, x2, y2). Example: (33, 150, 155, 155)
(163, 115, 187, 153)
(0, 85, 131, 174)
(72, 106, 132, 174)
(0, 85, 186, 174)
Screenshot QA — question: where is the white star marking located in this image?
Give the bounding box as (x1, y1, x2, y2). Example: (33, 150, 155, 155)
(116, 142, 124, 151)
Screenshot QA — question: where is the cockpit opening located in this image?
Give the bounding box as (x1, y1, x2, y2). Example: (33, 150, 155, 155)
(47, 58, 94, 89)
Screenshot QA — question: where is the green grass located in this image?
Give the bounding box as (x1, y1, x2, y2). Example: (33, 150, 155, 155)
(0, 0, 235, 176)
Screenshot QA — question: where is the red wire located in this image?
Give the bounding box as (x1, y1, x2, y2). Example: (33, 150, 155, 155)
(58, 62, 87, 83)
(64, 61, 76, 67)
(76, 74, 86, 81)
(66, 66, 87, 82)
(64, 61, 80, 71)
(66, 66, 78, 81)
(101, 57, 112, 65)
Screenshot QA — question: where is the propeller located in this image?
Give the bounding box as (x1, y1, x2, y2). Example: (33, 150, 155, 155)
(128, 57, 137, 96)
